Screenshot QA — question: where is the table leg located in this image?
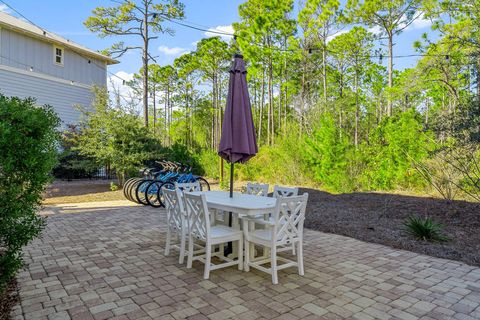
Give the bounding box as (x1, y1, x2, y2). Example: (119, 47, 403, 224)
(248, 220, 255, 262)
(227, 213, 239, 259)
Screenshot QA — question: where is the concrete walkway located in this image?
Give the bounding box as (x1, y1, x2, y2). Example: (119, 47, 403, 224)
(11, 201, 480, 320)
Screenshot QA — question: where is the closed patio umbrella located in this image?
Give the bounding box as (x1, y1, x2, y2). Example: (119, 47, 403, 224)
(218, 53, 258, 197)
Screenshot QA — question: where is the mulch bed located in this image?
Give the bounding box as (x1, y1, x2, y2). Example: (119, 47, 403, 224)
(302, 188, 480, 267)
(0, 279, 19, 320)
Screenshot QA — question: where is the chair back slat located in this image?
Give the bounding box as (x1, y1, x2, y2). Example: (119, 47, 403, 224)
(183, 193, 210, 241)
(245, 182, 269, 197)
(271, 194, 308, 244)
(175, 181, 201, 192)
(163, 187, 184, 231)
(273, 185, 299, 198)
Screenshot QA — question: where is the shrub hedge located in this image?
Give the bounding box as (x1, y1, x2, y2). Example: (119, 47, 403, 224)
(0, 95, 59, 292)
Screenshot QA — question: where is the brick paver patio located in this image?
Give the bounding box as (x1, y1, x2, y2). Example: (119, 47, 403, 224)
(11, 201, 480, 320)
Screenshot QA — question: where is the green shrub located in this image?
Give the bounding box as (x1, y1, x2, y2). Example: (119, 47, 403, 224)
(403, 216, 449, 242)
(54, 125, 101, 179)
(198, 150, 220, 179)
(0, 95, 60, 292)
(361, 109, 433, 190)
(234, 127, 308, 186)
(160, 143, 203, 175)
(302, 113, 354, 192)
(110, 182, 119, 191)
(75, 87, 162, 185)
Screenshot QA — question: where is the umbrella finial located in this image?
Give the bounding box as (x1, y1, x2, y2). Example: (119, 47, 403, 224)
(233, 35, 243, 59)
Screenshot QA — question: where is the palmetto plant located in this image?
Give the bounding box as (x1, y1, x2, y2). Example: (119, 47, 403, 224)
(403, 216, 450, 242)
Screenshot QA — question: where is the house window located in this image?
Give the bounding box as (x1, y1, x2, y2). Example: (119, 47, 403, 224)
(54, 46, 64, 66)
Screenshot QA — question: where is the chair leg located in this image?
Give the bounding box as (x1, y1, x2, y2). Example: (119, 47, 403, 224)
(292, 243, 296, 255)
(271, 246, 278, 284)
(244, 238, 250, 272)
(187, 235, 194, 269)
(204, 243, 212, 279)
(179, 229, 186, 264)
(164, 227, 171, 256)
(238, 238, 243, 271)
(297, 241, 304, 276)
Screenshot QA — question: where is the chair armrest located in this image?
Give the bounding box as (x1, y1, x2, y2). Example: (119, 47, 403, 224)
(242, 216, 275, 226)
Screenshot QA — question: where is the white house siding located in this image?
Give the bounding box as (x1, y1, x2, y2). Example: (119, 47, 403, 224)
(0, 28, 106, 87)
(0, 68, 94, 126)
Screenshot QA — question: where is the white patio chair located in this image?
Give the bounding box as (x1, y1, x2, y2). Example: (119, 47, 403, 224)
(175, 181, 201, 192)
(244, 182, 270, 221)
(163, 187, 188, 264)
(245, 182, 269, 197)
(243, 193, 309, 284)
(257, 185, 299, 255)
(273, 185, 299, 198)
(183, 193, 243, 279)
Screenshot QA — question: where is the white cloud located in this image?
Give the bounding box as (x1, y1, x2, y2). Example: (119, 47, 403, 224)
(326, 29, 349, 43)
(0, 4, 11, 13)
(158, 45, 188, 56)
(405, 13, 432, 31)
(204, 25, 234, 41)
(368, 25, 383, 35)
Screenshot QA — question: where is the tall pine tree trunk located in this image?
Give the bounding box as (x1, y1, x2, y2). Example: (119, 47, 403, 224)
(284, 53, 288, 134)
(476, 54, 480, 100)
(268, 57, 274, 145)
(142, 4, 149, 127)
(258, 68, 265, 145)
(354, 69, 359, 147)
(387, 32, 393, 116)
(322, 35, 327, 105)
(152, 85, 156, 132)
(211, 74, 216, 149)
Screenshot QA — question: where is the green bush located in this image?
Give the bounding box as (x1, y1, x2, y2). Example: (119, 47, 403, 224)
(75, 87, 162, 185)
(53, 124, 101, 179)
(302, 114, 354, 192)
(361, 109, 433, 190)
(0, 95, 59, 292)
(110, 182, 119, 191)
(160, 143, 203, 175)
(198, 149, 220, 179)
(403, 216, 449, 242)
(237, 134, 308, 186)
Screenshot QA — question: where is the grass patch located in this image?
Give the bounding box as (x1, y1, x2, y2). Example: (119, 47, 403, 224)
(42, 190, 125, 205)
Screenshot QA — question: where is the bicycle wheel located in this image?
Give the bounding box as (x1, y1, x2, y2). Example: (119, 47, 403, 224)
(157, 181, 175, 208)
(145, 180, 163, 207)
(129, 179, 143, 203)
(123, 178, 137, 200)
(195, 177, 210, 191)
(135, 179, 153, 205)
(125, 178, 140, 202)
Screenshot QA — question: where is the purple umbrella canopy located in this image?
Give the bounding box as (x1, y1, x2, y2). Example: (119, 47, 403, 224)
(218, 54, 258, 197)
(218, 54, 258, 164)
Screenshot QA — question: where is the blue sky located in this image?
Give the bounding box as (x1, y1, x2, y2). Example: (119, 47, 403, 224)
(1, 0, 437, 84)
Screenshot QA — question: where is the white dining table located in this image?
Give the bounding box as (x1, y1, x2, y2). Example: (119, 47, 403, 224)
(190, 190, 276, 217)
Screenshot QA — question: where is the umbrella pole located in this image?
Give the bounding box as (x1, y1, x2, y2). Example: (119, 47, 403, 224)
(229, 163, 234, 198)
(225, 162, 234, 256)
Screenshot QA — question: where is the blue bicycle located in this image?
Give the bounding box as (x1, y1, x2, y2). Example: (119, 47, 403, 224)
(144, 163, 210, 207)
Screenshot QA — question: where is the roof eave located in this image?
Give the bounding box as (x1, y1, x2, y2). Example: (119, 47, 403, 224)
(0, 21, 119, 65)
